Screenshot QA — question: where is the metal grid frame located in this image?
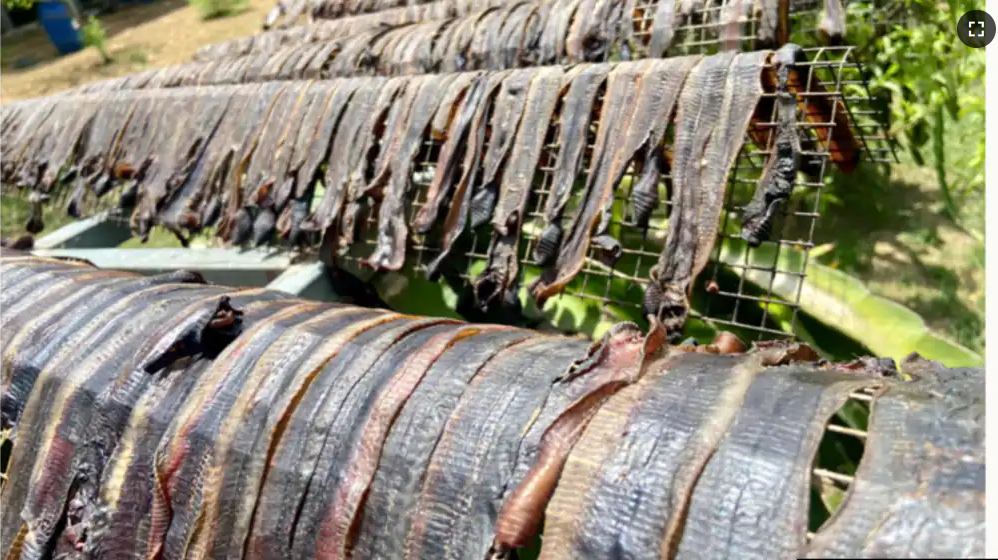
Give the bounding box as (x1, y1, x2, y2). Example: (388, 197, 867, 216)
(0, 49, 893, 344)
(336, 45, 893, 342)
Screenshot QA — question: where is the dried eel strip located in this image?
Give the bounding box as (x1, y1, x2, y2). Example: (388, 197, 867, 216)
(8, 284, 231, 559)
(819, 0, 846, 44)
(146, 303, 328, 560)
(806, 356, 985, 558)
(366, 75, 458, 270)
(757, 0, 790, 47)
(690, 51, 768, 285)
(469, 68, 533, 228)
(675, 367, 880, 559)
(534, 63, 609, 266)
(427, 70, 510, 278)
(539, 365, 651, 558)
(527, 65, 642, 303)
(57, 291, 267, 557)
(532, 57, 696, 304)
(474, 67, 564, 310)
(413, 74, 485, 233)
(494, 322, 659, 552)
(81, 297, 293, 560)
(291, 321, 462, 560)
(338, 77, 409, 250)
(247, 317, 439, 559)
(0, 278, 212, 541)
(194, 306, 388, 560)
(0, 270, 141, 432)
(644, 53, 734, 336)
(404, 336, 590, 560)
(309, 79, 385, 233)
(740, 45, 801, 247)
(350, 329, 533, 560)
(315, 325, 510, 558)
(553, 351, 771, 560)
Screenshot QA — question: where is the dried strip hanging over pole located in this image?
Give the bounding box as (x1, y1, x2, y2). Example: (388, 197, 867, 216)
(1, 49, 867, 336)
(0, 254, 985, 560)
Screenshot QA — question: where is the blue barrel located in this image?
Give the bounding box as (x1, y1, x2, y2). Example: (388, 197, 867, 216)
(37, 1, 83, 56)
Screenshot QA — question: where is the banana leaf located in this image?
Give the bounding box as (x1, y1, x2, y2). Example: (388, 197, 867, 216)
(716, 239, 983, 367)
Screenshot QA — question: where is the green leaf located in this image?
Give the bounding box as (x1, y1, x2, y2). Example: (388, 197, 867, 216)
(716, 240, 982, 367)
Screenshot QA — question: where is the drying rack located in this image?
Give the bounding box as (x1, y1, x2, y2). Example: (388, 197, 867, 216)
(13, 46, 894, 346)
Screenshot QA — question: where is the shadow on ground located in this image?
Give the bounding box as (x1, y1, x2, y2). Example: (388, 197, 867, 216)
(788, 160, 985, 352)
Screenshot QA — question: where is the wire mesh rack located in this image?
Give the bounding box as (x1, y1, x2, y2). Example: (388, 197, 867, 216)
(0, 48, 894, 345)
(335, 45, 894, 343)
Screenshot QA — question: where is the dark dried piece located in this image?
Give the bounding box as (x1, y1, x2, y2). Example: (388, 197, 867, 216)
(403, 337, 590, 560)
(644, 53, 734, 336)
(469, 68, 533, 228)
(534, 64, 610, 266)
(740, 46, 801, 247)
(365, 75, 457, 270)
(413, 74, 486, 233)
(427, 71, 510, 279)
(475, 67, 564, 311)
(676, 367, 878, 559)
(290, 321, 461, 559)
(806, 362, 984, 557)
(758, 0, 790, 47)
(350, 329, 532, 560)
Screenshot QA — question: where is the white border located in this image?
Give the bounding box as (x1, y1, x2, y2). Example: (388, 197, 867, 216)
(986, 0, 996, 555)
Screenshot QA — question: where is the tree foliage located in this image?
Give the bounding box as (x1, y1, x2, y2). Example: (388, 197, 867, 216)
(852, 0, 985, 237)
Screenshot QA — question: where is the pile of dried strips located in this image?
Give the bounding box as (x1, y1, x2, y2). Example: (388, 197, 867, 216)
(0, 46, 859, 334)
(0, 252, 984, 559)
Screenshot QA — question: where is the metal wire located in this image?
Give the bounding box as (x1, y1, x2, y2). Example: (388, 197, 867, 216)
(337, 45, 891, 342)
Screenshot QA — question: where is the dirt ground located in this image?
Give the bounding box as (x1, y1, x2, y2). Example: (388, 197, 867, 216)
(1, 0, 272, 101)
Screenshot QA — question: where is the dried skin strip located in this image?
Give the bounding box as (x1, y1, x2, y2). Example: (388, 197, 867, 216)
(806, 358, 984, 558)
(82, 298, 293, 560)
(758, 0, 790, 47)
(534, 63, 610, 266)
(351, 329, 534, 560)
(494, 322, 662, 552)
(315, 325, 511, 558)
(292, 322, 462, 560)
(413, 74, 485, 233)
(427, 71, 511, 278)
(339, 77, 409, 250)
(9, 285, 229, 560)
(366, 74, 458, 271)
(689, 51, 768, 284)
(819, 0, 846, 44)
(469, 68, 534, 228)
(539, 368, 654, 558)
(404, 337, 591, 560)
(308, 78, 385, 232)
(0, 277, 211, 544)
(474, 66, 565, 310)
(740, 46, 801, 247)
(529, 65, 642, 300)
(0, 271, 140, 432)
(676, 367, 880, 559)
(57, 290, 277, 557)
(557, 351, 772, 560)
(145, 303, 328, 560)
(495, 3, 534, 69)
(247, 318, 436, 559)
(195, 306, 389, 560)
(644, 53, 735, 336)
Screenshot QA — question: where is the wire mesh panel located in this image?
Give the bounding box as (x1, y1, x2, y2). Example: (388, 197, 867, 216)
(334, 46, 891, 342)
